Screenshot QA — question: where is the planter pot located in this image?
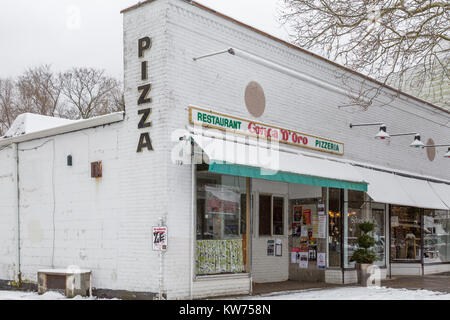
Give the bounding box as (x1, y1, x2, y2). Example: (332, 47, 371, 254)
(356, 263, 373, 286)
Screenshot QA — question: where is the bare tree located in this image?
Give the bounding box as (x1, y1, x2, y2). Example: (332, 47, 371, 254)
(17, 65, 64, 116)
(280, 0, 449, 108)
(60, 68, 123, 119)
(0, 78, 19, 136)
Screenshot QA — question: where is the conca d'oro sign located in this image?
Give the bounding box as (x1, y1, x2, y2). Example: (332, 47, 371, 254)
(189, 106, 344, 156)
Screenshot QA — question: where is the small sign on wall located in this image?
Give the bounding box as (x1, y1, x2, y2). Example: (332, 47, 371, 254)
(267, 240, 275, 256)
(152, 226, 168, 251)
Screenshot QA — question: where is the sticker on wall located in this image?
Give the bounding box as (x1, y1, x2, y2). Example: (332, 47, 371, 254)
(152, 226, 168, 251)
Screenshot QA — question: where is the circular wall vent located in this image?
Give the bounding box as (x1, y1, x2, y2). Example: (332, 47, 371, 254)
(426, 138, 436, 161)
(245, 81, 266, 118)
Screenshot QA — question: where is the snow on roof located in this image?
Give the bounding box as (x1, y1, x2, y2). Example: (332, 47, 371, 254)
(2, 113, 77, 139)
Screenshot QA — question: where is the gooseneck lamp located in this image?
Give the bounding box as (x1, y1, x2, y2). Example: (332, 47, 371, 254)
(348, 122, 391, 140)
(375, 125, 390, 140)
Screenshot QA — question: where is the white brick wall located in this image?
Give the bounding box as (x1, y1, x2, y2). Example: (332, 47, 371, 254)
(0, 145, 18, 282)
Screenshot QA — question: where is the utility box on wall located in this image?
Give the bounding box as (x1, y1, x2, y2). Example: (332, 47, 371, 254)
(37, 269, 92, 298)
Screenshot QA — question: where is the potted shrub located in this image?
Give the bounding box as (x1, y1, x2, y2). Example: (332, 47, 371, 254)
(351, 221, 377, 285)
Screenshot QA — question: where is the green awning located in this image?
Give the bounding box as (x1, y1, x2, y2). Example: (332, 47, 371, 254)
(209, 161, 368, 192)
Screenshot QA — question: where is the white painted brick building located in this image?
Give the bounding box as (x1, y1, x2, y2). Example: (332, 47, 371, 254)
(0, 0, 449, 299)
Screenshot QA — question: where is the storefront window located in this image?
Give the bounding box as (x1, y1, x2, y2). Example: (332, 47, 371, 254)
(424, 210, 450, 263)
(259, 195, 271, 236)
(259, 195, 284, 236)
(273, 197, 284, 235)
(328, 188, 341, 267)
(371, 203, 386, 267)
(391, 206, 422, 261)
(196, 169, 247, 275)
(344, 191, 386, 268)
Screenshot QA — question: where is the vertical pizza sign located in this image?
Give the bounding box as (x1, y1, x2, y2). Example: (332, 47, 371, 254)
(136, 37, 154, 153)
(152, 226, 168, 251)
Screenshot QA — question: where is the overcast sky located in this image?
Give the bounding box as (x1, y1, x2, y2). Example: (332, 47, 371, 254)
(0, 0, 288, 80)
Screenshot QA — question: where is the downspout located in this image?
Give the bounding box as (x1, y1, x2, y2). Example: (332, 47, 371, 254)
(189, 139, 196, 300)
(249, 178, 253, 295)
(388, 204, 392, 279)
(14, 143, 22, 286)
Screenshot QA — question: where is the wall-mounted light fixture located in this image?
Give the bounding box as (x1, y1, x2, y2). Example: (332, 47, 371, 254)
(349, 123, 390, 140)
(421, 145, 450, 159)
(388, 133, 425, 148)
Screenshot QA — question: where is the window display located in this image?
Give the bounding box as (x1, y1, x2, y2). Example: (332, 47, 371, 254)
(289, 200, 323, 270)
(424, 210, 450, 263)
(196, 170, 247, 275)
(328, 188, 341, 267)
(344, 191, 386, 267)
(390, 206, 422, 261)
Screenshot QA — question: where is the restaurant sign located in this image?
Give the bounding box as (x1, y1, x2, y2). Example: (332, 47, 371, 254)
(189, 106, 344, 155)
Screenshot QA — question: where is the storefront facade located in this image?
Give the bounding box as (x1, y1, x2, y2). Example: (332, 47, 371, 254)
(0, 0, 449, 300)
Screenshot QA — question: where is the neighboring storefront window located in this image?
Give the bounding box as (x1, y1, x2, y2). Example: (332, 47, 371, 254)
(328, 188, 341, 267)
(424, 210, 450, 263)
(196, 169, 247, 275)
(344, 191, 386, 267)
(371, 203, 386, 267)
(391, 206, 422, 261)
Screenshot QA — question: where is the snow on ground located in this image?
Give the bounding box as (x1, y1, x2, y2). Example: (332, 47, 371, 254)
(0, 290, 100, 300)
(2, 286, 450, 300)
(242, 286, 450, 300)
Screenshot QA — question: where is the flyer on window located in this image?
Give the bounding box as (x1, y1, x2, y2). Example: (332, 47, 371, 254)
(299, 251, 309, 269)
(317, 253, 326, 270)
(293, 205, 302, 222)
(303, 209, 312, 225)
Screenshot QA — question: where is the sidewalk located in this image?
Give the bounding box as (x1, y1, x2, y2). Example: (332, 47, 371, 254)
(381, 273, 450, 294)
(240, 272, 450, 298)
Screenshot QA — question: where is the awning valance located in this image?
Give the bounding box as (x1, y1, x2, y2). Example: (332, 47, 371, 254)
(192, 134, 368, 192)
(356, 167, 449, 210)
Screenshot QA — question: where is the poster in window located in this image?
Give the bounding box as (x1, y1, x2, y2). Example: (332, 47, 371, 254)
(291, 247, 300, 263)
(291, 252, 298, 264)
(299, 251, 309, 269)
(317, 253, 326, 270)
(391, 216, 399, 227)
(293, 205, 302, 222)
(303, 209, 312, 225)
(309, 248, 317, 261)
(318, 215, 326, 239)
(292, 222, 302, 236)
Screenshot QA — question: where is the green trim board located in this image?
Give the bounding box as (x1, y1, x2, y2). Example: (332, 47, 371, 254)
(209, 161, 368, 192)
